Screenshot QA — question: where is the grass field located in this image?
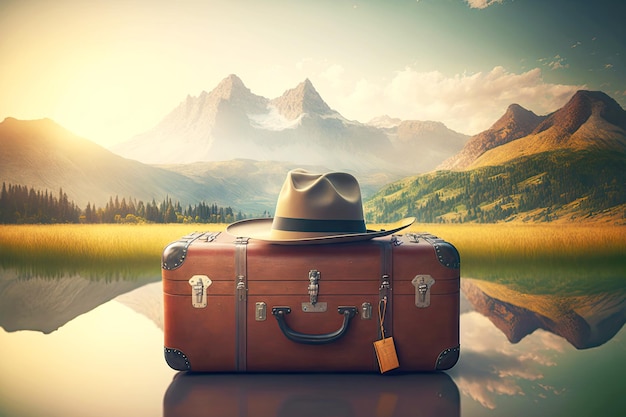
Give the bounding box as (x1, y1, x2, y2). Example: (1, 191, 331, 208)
(0, 223, 624, 291)
(408, 223, 626, 294)
(0, 224, 222, 276)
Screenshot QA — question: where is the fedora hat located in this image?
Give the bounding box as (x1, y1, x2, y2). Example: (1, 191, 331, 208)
(226, 169, 415, 244)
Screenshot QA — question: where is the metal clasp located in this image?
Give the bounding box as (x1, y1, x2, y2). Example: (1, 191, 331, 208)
(411, 275, 435, 308)
(255, 302, 267, 321)
(308, 269, 320, 305)
(189, 275, 212, 308)
(236, 275, 246, 301)
(361, 302, 372, 320)
(302, 269, 327, 312)
(379, 275, 391, 300)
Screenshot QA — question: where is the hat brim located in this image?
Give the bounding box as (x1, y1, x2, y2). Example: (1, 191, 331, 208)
(226, 217, 416, 245)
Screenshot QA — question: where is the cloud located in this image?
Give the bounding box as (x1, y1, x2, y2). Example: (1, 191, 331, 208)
(543, 55, 570, 70)
(322, 65, 583, 135)
(451, 351, 527, 409)
(319, 64, 347, 88)
(466, 0, 504, 9)
(446, 312, 567, 410)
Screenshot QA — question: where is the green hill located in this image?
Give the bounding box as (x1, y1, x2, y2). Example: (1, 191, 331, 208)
(364, 149, 626, 224)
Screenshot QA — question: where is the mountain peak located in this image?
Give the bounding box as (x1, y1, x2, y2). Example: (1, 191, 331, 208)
(211, 74, 254, 101)
(492, 103, 544, 132)
(270, 78, 334, 120)
(533, 90, 626, 135)
(201, 73, 268, 116)
(504, 103, 531, 119)
(438, 103, 545, 170)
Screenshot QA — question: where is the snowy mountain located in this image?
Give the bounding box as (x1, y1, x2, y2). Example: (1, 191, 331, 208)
(112, 75, 467, 174)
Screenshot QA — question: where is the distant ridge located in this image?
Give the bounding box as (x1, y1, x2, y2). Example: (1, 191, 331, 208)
(0, 117, 206, 207)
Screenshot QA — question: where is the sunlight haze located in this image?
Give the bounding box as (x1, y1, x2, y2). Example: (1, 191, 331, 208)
(1, 0, 623, 147)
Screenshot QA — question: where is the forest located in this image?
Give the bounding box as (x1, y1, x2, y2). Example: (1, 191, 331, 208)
(0, 182, 249, 224)
(365, 149, 626, 223)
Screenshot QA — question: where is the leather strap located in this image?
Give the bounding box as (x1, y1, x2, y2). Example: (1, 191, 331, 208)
(234, 237, 249, 371)
(378, 236, 395, 339)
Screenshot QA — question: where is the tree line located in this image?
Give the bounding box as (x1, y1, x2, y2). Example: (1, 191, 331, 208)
(0, 183, 251, 224)
(365, 150, 626, 223)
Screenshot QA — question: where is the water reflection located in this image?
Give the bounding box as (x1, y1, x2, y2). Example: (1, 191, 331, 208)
(462, 278, 626, 349)
(0, 256, 161, 281)
(0, 266, 159, 333)
(450, 279, 625, 416)
(0, 267, 624, 417)
(0, 292, 174, 417)
(163, 372, 460, 417)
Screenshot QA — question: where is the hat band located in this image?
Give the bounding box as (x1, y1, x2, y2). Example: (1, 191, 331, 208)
(273, 217, 366, 234)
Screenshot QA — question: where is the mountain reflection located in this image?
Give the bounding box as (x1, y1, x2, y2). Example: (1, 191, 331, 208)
(0, 267, 159, 334)
(461, 278, 626, 349)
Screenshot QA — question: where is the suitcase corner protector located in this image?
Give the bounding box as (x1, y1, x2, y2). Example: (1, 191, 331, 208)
(164, 347, 191, 371)
(436, 345, 460, 370)
(433, 241, 461, 269)
(162, 241, 189, 270)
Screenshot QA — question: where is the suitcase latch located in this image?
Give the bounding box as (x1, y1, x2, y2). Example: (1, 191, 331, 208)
(412, 275, 435, 308)
(255, 302, 267, 321)
(361, 302, 372, 320)
(308, 269, 320, 305)
(189, 275, 212, 308)
(302, 269, 327, 312)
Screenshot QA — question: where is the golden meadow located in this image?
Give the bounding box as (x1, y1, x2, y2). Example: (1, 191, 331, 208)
(1, 223, 624, 293)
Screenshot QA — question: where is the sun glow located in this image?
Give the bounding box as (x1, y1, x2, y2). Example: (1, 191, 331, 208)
(49, 56, 178, 147)
(54, 73, 133, 145)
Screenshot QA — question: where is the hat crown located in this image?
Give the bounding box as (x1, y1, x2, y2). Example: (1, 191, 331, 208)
(275, 170, 364, 221)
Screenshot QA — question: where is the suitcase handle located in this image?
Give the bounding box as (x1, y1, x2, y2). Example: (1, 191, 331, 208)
(271, 306, 358, 345)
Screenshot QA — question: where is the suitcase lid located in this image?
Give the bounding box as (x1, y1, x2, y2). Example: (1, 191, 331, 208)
(162, 232, 459, 299)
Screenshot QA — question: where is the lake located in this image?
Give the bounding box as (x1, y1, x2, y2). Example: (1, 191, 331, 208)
(0, 262, 624, 417)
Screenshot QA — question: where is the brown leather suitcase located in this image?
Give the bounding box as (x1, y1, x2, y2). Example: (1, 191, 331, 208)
(162, 231, 460, 372)
(163, 372, 460, 417)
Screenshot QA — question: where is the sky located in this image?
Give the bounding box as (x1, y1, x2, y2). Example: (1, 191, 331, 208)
(1, 0, 624, 148)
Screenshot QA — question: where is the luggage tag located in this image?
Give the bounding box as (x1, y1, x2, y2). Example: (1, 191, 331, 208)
(374, 297, 399, 373)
